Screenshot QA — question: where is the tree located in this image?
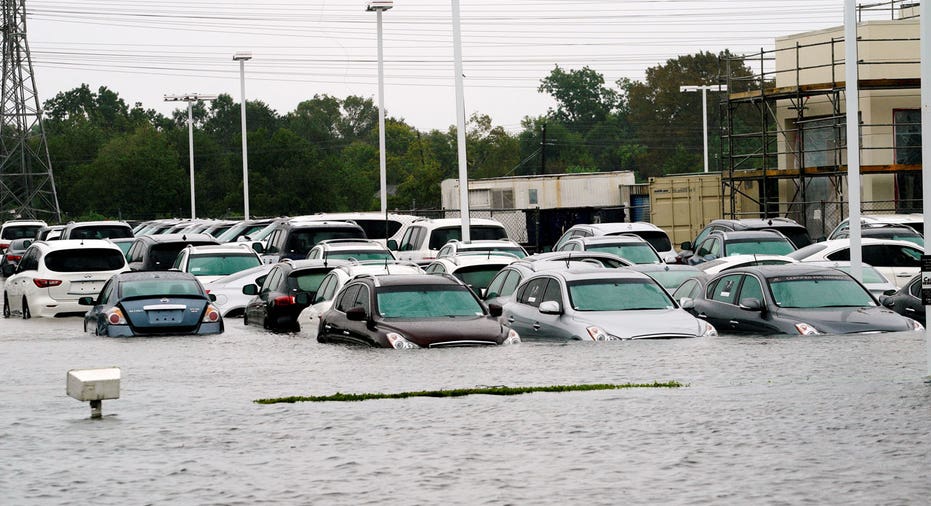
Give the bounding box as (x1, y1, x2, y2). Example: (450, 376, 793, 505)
(538, 65, 619, 132)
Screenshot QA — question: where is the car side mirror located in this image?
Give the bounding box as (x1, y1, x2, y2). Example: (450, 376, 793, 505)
(738, 298, 763, 311)
(252, 242, 264, 254)
(346, 306, 367, 321)
(488, 303, 503, 317)
(208, 293, 217, 302)
(679, 297, 695, 310)
(538, 300, 561, 315)
(295, 292, 310, 305)
(387, 239, 398, 251)
(880, 295, 894, 308)
(680, 241, 692, 251)
(242, 284, 259, 295)
(78, 296, 95, 306)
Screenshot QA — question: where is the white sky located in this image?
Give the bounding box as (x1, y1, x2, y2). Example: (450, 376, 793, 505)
(23, 0, 891, 132)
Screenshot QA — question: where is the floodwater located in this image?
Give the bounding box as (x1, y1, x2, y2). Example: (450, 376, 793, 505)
(2, 302, 930, 504)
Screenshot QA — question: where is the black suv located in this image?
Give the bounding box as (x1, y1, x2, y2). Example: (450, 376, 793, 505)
(687, 230, 797, 265)
(125, 233, 219, 271)
(679, 218, 811, 263)
(241, 259, 347, 332)
(261, 220, 366, 263)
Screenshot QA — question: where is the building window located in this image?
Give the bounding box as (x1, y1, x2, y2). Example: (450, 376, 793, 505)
(491, 189, 514, 208)
(894, 109, 921, 212)
(528, 189, 538, 205)
(801, 116, 845, 168)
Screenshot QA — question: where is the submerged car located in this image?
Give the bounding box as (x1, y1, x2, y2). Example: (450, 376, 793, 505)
(501, 267, 717, 341)
(80, 271, 223, 336)
(317, 273, 520, 349)
(242, 259, 347, 332)
(677, 264, 923, 335)
(0, 238, 33, 277)
(881, 274, 925, 325)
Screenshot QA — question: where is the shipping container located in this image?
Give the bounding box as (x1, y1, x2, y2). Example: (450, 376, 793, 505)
(649, 173, 729, 246)
(441, 171, 637, 210)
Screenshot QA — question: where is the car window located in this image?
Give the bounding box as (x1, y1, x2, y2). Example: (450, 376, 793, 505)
(672, 278, 702, 300)
(710, 274, 742, 305)
(908, 278, 921, 298)
(738, 275, 764, 302)
(314, 274, 337, 303)
(517, 278, 549, 308)
(693, 227, 714, 247)
(695, 239, 713, 257)
(889, 245, 921, 267)
(289, 270, 331, 294)
(261, 268, 282, 293)
(623, 230, 672, 253)
(97, 279, 114, 304)
(44, 249, 125, 272)
(353, 285, 371, 315)
(428, 226, 507, 250)
(335, 284, 362, 312)
(789, 243, 829, 260)
(708, 238, 722, 257)
(425, 263, 446, 274)
(484, 270, 510, 299)
(541, 278, 562, 304)
(18, 248, 40, 271)
(307, 248, 320, 259)
(264, 230, 281, 254)
(438, 245, 453, 258)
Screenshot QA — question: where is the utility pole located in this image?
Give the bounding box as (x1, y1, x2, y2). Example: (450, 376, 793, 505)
(539, 122, 547, 175)
(0, 0, 61, 221)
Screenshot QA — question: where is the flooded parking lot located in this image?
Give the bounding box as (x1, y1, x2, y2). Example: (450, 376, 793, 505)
(2, 308, 930, 505)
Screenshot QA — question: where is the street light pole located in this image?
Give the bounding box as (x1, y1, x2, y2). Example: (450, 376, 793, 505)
(680, 84, 727, 173)
(451, 0, 471, 242)
(367, 1, 393, 215)
(164, 93, 217, 220)
(233, 52, 253, 220)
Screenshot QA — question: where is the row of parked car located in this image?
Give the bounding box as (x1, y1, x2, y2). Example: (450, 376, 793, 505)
(0, 211, 927, 346)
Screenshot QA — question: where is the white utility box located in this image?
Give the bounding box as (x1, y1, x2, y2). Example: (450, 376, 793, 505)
(67, 368, 121, 419)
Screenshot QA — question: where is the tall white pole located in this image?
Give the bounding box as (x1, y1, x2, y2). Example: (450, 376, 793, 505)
(187, 101, 196, 220)
(376, 9, 388, 215)
(452, 0, 471, 242)
(701, 87, 709, 173)
(844, 0, 862, 282)
(239, 58, 249, 220)
(920, 0, 931, 379)
(238, 58, 250, 220)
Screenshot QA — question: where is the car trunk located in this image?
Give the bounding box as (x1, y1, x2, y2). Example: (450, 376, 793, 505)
(121, 297, 207, 334)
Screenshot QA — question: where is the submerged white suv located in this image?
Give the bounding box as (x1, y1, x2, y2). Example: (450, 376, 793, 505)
(389, 218, 510, 265)
(553, 222, 676, 263)
(3, 239, 127, 318)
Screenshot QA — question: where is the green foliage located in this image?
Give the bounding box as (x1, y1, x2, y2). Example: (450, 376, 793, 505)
(254, 381, 684, 404)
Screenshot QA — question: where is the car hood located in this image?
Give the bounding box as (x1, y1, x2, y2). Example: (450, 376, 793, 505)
(774, 306, 913, 334)
(378, 315, 507, 347)
(570, 308, 704, 339)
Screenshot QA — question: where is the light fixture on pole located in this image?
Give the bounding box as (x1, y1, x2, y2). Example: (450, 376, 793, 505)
(366, 1, 393, 215)
(164, 93, 217, 219)
(233, 51, 253, 220)
(680, 84, 728, 173)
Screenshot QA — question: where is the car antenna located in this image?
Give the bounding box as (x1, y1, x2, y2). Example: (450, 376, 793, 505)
(565, 253, 572, 269)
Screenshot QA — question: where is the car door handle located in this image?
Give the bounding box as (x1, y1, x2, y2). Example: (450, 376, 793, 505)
(507, 317, 515, 323)
(697, 313, 707, 319)
(532, 323, 541, 330)
(906, 307, 916, 313)
(897, 273, 912, 277)
(729, 320, 739, 325)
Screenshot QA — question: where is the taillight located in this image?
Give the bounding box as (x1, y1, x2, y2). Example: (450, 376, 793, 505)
(273, 295, 294, 307)
(106, 308, 126, 325)
(6, 254, 21, 262)
(33, 278, 63, 288)
(0, 242, 8, 250)
(202, 304, 221, 323)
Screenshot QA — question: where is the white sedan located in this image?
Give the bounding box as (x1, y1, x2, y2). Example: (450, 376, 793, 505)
(203, 263, 274, 317)
(787, 238, 923, 289)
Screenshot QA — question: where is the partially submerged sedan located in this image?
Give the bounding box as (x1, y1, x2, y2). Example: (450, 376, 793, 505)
(677, 264, 923, 336)
(501, 267, 717, 341)
(317, 273, 520, 349)
(80, 271, 223, 336)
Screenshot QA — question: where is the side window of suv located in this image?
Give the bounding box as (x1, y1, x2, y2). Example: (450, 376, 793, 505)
(710, 274, 742, 305)
(399, 226, 425, 251)
(18, 248, 40, 271)
(695, 238, 714, 257)
(335, 284, 362, 312)
(265, 230, 281, 254)
(518, 278, 549, 308)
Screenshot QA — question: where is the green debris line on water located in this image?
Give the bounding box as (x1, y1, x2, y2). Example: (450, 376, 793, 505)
(254, 381, 684, 404)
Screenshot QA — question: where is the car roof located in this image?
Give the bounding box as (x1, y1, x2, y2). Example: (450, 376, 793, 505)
(716, 263, 855, 279)
(570, 235, 649, 244)
(529, 265, 652, 282)
(409, 217, 504, 227)
(31, 239, 122, 251)
(808, 237, 923, 250)
(335, 262, 424, 277)
(314, 239, 387, 249)
(356, 273, 464, 288)
(184, 244, 257, 254)
(574, 222, 662, 233)
(448, 239, 522, 247)
(710, 218, 804, 229)
(627, 263, 702, 273)
(138, 233, 218, 244)
(430, 254, 517, 268)
(711, 230, 790, 240)
(2, 219, 47, 227)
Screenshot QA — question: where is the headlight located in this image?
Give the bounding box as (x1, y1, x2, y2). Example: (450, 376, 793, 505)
(795, 322, 821, 335)
(502, 328, 521, 345)
(908, 319, 924, 331)
(586, 326, 620, 341)
(699, 320, 718, 337)
(386, 332, 420, 350)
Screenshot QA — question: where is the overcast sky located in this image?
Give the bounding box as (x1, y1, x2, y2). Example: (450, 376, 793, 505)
(23, 0, 891, 132)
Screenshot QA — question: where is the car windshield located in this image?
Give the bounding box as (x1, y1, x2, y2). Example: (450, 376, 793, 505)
(44, 249, 125, 272)
(768, 275, 876, 308)
(188, 253, 261, 276)
(326, 250, 393, 261)
(460, 246, 526, 258)
(643, 270, 700, 290)
(568, 279, 675, 311)
(727, 239, 795, 256)
(587, 244, 660, 264)
(428, 226, 507, 250)
(120, 279, 203, 298)
(377, 285, 484, 318)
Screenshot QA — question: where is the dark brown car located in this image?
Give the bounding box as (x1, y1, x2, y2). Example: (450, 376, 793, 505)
(317, 273, 520, 349)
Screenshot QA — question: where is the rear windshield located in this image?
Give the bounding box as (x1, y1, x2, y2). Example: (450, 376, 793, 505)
(288, 270, 333, 294)
(44, 248, 125, 272)
(287, 227, 366, 255)
(777, 228, 812, 248)
(587, 244, 661, 264)
(326, 250, 394, 261)
(429, 226, 507, 250)
(149, 242, 214, 269)
(120, 279, 203, 298)
(2, 225, 42, 240)
(613, 231, 672, 253)
(68, 225, 133, 239)
(351, 220, 404, 241)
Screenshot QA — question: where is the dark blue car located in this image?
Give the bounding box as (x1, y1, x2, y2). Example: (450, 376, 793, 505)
(80, 271, 223, 337)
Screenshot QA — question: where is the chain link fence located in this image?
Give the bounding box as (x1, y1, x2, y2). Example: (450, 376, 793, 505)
(731, 199, 922, 240)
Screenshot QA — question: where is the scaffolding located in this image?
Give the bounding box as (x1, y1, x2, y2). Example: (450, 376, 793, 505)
(719, 0, 921, 235)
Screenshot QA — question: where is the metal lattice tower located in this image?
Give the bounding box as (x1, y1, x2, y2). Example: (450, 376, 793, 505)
(0, 0, 60, 221)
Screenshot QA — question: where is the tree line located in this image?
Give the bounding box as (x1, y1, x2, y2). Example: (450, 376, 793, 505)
(41, 50, 761, 222)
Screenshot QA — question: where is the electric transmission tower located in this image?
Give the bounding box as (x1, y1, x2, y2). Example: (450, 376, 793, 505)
(0, 0, 61, 222)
